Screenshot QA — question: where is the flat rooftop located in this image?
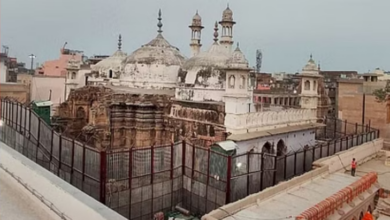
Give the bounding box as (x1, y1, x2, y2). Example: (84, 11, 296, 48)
(348, 152, 390, 190)
(223, 173, 358, 220)
(0, 169, 55, 220)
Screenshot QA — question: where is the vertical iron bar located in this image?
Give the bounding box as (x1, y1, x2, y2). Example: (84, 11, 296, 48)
(226, 155, 232, 204)
(344, 120, 347, 136)
(28, 109, 32, 140)
(327, 142, 330, 156)
(81, 144, 86, 191)
(273, 155, 277, 185)
(100, 150, 107, 204)
(49, 129, 54, 163)
(320, 144, 323, 158)
(346, 136, 349, 149)
(283, 154, 287, 180)
(362, 93, 366, 125)
(246, 152, 250, 196)
(333, 140, 337, 154)
(205, 148, 211, 214)
(303, 149, 306, 172)
(191, 144, 196, 178)
(293, 152, 297, 176)
(128, 148, 133, 218)
(24, 104, 27, 135)
(182, 140, 186, 175)
(170, 143, 174, 211)
(151, 144, 154, 214)
(70, 140, 75, 184)
(15, 103, 19, 132)
(355, 123, 358, 134)
(58, 135, 62, 176)
(333, 118, 337, 138)
(36, 119, 41, 162)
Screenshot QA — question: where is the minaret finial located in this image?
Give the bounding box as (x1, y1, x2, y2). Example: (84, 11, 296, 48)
(310, 53, 313, 59)
(213, 21, 219, 43)
(227, 3, 230, 8)
(157, 9, 163, 34)
(118, 34, 122, 50)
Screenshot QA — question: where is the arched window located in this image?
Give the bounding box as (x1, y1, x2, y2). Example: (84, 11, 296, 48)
(109, 70, 113, 78)
(240, 76, 246, 89)
(262, 142, 272, 154)
(229, 75, 235, 88)
(76, 107, 86, 119)
(304, 80, 310, 90)
(276, 140, 286, 157)
(313, 80, 317, 91)
(359, 212, 364, 220)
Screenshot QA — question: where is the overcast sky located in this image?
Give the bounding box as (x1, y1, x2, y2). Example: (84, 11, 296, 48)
(1, 0, 389, 73)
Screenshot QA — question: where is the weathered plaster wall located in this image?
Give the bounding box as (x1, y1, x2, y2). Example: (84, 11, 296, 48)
(169, 101, 226, 145)
(225, 108, 317, 134)
(235, 129, 316, 155)
(122, 64, 181, 89)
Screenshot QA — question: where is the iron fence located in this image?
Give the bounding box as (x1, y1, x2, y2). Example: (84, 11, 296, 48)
(0, 99, 380, 220)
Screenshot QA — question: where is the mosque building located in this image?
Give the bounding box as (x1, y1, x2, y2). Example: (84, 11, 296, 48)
(57, 6, 329, 155)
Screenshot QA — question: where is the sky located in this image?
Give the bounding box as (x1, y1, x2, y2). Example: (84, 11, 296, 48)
(1, 0, 389, 73)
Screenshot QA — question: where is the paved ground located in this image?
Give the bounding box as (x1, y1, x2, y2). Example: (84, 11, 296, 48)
(0, 169, 55, 220)
(352, 153, 390, 190)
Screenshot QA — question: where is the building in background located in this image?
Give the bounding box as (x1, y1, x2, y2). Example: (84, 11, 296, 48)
(36, 48, 83, 76)
(30, 75, 66, 115)
(0, 83, 30, 103)
(337, 74, 389, 143)
(320, 70, 358, 116)
(0, 53, 8, 83)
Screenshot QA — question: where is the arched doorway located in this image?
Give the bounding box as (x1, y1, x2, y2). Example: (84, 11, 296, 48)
(262, 142, 272, 154)
(368, 205, 372, 213)
(76, 107, 86, 119)
(276, 140, 286, 157)
(359, 212, 364, 220)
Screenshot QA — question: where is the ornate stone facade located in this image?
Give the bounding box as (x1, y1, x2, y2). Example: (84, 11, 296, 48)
(54, 86, 172, 149)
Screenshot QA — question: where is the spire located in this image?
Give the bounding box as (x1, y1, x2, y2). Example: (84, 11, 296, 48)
(213, 21, 219, 43)
(157, 9, 163, 34)
(310, 53, 313, 59)
(118, 34, 122, 50)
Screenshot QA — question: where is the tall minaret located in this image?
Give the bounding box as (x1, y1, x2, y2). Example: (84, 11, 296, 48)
(189, 11, 204, 57)
(219, 4, 236, 52)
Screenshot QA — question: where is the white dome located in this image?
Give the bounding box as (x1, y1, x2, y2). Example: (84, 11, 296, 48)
(123, 34, 185, 66)
(92, 50, 127, 74)
(222, 6, 233, 22)
(183, 43, 230, 70)
(226, 44, 250, 69)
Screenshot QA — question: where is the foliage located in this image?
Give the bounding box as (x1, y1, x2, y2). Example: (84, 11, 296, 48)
(373, 81, 390, 103)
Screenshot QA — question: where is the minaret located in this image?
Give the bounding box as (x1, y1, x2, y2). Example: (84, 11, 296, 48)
(219, 4, 236, 52)
(213, 21, 219, 44)
(189, 11, 204, 57)
(298, 54, 323, 110)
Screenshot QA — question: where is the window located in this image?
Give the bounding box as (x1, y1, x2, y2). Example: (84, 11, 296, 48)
(304, 80, 310, 90)
(229, 75, 235, 89)
(71, 72, 76, 79)
(313, 80, 317, 91)
(240, 76, 246, 89)
(109, 70, 113, 78)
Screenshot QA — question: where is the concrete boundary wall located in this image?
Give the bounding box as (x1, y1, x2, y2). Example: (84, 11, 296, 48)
(313, 138, 383, 173)
(202, 138, 384, 220)
(0, 142, 127, 220)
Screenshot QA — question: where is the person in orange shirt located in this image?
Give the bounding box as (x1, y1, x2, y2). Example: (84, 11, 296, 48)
(362, 211, 373, 220)
(351, 158, 357, 176)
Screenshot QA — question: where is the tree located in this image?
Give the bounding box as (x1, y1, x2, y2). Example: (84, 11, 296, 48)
(373, 81, 390, 103)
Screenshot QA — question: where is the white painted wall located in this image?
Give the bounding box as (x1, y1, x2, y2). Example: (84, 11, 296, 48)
(31, 76, 66, 114)
(225, 108, 317, 134)
(0, 60, 7, 83)
(235, 129, 317, 155)
(0, 142, 127, 220)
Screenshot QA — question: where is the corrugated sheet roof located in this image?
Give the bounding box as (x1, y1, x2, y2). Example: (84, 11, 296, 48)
(214, 141, 237, 152)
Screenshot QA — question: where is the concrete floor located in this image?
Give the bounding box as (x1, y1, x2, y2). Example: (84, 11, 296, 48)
(353, 154, 390, 190)
(0, 169, 55, 220)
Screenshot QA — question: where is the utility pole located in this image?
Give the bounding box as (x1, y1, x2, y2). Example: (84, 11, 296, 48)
(29, 54, 36, 72)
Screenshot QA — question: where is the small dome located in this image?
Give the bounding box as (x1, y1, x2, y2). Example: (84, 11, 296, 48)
(183, 43, 230, 70)
(226, 44, 250, 69)
(192, 11, 202, 26)
(303, 55, 318, 72)
(123, 34, 185, 66)
(92, 49, 127, 73)
(222, 5, 233, 22)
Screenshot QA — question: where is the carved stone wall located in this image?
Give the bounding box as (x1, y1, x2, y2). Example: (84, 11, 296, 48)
(169, 100, 226, 146)
(55, 86, 172, 150)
